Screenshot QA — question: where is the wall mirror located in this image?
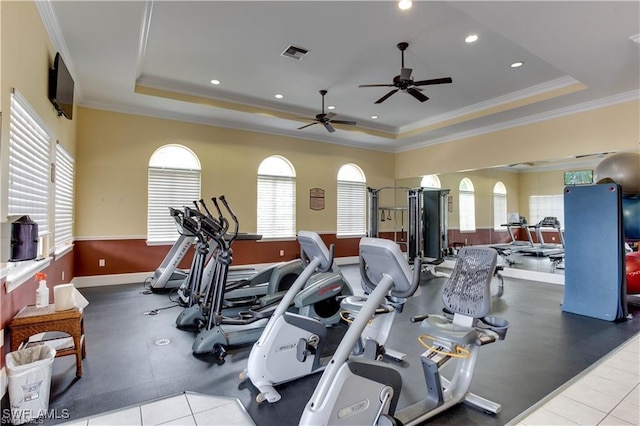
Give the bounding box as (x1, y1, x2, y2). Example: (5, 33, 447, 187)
(393, 149, 637, 278)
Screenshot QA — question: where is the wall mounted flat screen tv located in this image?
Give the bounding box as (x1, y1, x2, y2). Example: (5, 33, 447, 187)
(564, 170, 593, 185)
(48, 52, 74, 120)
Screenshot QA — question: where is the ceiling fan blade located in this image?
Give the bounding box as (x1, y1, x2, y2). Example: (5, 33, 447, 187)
(412, 77, 453, 86)
(330, 120, 357, 126)
(323, 122, 336, 133)
(374, 89, 399, 104)
(400, 67, 413, 81)
(407, 87, 429, 102)
(324, 112, 336, 120)
(297, 122, 318, 130)
(359, 84, 394, 88)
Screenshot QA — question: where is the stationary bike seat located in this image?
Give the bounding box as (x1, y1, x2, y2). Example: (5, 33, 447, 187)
(421, 315, 477, 345)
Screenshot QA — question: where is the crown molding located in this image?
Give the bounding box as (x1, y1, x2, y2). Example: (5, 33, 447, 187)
(396, 90, 640, 153)
(400, 76, 580, 133)
(79, 100, 396, 153)
(35, 0, 83, 100)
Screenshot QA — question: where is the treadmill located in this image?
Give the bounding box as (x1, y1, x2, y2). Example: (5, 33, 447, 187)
(518, 216, 565, 257)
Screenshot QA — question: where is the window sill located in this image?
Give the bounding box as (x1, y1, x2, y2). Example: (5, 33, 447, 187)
(54, 244, 74, 258)
(1, 257, 52, 294)
(336, 234, 366, 239)
(257, 237, 297, 242)
(146, 240, 175, 246)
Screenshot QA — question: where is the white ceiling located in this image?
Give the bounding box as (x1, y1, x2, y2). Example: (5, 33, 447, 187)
(42, 1, 639, 153)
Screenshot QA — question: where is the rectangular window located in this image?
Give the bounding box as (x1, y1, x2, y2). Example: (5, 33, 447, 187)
(337, 181, 366, 237)
(257, 175, 296, 239)
(54, 143, 75, 252)
(459, 191, 476, 232)
(529, 195, 564, 227)
(148, 168, 201, 243)
(493, 194, 507, 230)
(8, 90, 52, 254)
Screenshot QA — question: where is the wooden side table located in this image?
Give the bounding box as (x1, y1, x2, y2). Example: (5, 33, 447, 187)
(9, 305, 85, 377)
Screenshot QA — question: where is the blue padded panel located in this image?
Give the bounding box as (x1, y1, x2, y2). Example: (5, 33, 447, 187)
(563, 184, 627, 321)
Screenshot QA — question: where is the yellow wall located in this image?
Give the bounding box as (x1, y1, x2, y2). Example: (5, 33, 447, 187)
(0, 1, 77, 219)
(395, 100, 640, 178)
(75, 107, 395, 238)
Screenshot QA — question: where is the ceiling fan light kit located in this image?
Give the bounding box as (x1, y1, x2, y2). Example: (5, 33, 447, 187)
(358, 41, 453, 104)
(297, 90, 357, 133)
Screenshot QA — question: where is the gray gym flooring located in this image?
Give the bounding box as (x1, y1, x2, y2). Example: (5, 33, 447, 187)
(10, 262, 640, 425)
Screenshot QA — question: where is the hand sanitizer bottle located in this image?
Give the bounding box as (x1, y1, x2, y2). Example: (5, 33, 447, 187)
(35, 272, 49, 307)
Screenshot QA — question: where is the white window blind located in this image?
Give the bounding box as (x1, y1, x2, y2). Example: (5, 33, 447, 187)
(337, 164, 366, 237)
(257, 156, 296, 239)
(529, 195, 564, 227)
(493, 182, 507, 230)
(459, 178, 476, 232)
(55, 143, 75, 252)
(147, 145, 201, 243)
(420, 174, 441, 189)
(8, 90, 52, 239)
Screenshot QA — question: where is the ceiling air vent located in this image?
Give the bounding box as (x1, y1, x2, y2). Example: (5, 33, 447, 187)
(281, 45, 309, 60)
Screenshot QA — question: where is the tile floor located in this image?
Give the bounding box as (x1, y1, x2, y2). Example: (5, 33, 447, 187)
(62, 333, 640, 426)
(512, 333, 639, 426)
(63, 392, 254, 426)
(21, 260, 639, 426)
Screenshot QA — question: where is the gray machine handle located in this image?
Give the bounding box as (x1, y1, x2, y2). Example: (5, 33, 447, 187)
(300, 242, 335, 273)
(359, 256, 421, 298)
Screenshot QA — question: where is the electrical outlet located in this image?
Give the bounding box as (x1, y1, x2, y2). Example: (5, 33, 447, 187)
(279, 250, 284, 257)
(62, 271, 65, 281)
(99, 259, 106, 267)
(552, 236, 556, 241)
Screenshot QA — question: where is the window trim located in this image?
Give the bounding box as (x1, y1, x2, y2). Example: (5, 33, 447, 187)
(257, 156, 297, 240)
(147, 145, 202, 244)
(337, 164, 367, 238)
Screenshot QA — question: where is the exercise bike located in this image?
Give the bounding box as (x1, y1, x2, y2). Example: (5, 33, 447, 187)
(300, 242, 509, 425)
(241, 231, 415, 404)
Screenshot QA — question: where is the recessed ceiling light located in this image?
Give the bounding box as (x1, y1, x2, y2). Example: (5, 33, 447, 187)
(465, 34, 478, 43)
(274, 94, 284, 99)
(327, 105, 336, 110)
(398, 0, 412, 10)
(210, 79, 220, 85)
(511, 61, 524, 68)
(371, 115, 379, 119)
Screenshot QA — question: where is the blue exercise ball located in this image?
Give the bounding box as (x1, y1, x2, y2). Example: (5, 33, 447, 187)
(623, 196, 640, 241)
(594, 152, 640, 194)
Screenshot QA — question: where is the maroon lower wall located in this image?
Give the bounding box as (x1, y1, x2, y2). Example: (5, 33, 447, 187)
(73, 234, 363, 277)
(1, 251, 74, 369)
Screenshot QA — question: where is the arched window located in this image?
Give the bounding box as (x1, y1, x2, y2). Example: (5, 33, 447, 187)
(420, 174, 441, 189)
(257, 156, 296, 239)
(337, 164, 366, 237)
(147, 145, 201, 243)
(459, 178, 476, 232)
(493, 182, 507, 230)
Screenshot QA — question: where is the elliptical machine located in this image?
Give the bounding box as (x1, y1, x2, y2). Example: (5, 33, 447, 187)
(175, 199, 305, 329)
(300, 243, 509, 425)
(190, 199, 351, 360)
(241, 231, 412, 404)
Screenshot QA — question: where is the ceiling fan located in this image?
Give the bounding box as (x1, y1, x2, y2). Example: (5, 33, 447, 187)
(359, 42, 452, 104)
(297, 90, 357, 133)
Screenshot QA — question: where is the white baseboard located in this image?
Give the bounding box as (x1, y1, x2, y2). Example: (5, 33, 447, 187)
(1, 367, 6, 400)
(72, 272, 153, 288)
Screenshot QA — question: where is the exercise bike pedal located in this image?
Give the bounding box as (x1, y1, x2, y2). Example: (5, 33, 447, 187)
(296, 338, 316, 362)
(212, 343, 227, 363)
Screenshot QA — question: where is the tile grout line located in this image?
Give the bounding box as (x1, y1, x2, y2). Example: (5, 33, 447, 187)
(509, 333, 640, 426)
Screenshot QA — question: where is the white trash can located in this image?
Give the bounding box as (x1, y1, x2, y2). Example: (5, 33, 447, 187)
(5, 345, 56, 425)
